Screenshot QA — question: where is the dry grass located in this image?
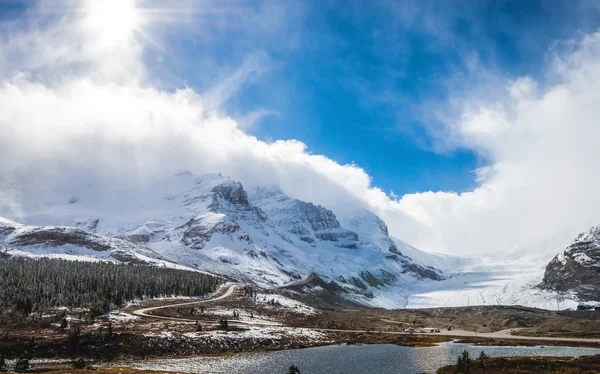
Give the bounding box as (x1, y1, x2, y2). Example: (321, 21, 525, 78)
(437, 354, 600, 373)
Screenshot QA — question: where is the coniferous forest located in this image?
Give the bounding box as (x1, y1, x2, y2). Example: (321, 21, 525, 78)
(0, 257, 222, 318)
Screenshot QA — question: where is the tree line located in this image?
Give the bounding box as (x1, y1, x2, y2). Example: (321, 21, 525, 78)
(0, 257, 222, 318)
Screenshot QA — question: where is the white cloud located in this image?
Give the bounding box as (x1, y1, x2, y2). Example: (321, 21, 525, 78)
(383, 31, 600, 258)
(2, 1, 600, 263)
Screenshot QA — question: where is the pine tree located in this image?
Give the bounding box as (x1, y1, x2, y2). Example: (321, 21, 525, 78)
(72, 358, 86, 369)
(0, 355, 8, 372)
(0, 257, 221, 322)
(69, 327, 81, 351)
(23, 299, 33, 316)
(287, 364, 301, 374)
(60, 317, 68, 329)
(478, 350, 487, 371)
(196, 320, 202, 332)
(454, 350, 472, 374)
(454, 356, 463, 374)
(218, 317, 228, 330)
(14, 358, 29, 373)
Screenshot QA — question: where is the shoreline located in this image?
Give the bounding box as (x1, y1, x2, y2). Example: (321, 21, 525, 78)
(5, 329, 600, 363)
(16, 342, 600, 374)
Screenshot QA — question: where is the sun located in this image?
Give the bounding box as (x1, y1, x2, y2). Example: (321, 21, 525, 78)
(84, 0, 140, 48)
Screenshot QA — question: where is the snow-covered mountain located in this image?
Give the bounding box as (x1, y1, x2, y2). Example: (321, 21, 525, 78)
(0, 172, 446, 301)
(542, 224, 600, 300)
(0, 217, 194, 271)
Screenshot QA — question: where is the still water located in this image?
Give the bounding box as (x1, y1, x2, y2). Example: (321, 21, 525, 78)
(121, 342, 600, 374)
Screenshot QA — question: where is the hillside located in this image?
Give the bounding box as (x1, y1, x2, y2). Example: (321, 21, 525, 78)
(0, 172, 448, 304)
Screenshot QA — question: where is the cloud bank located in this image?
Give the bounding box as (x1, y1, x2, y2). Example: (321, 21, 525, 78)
(2, 1, 600, 260)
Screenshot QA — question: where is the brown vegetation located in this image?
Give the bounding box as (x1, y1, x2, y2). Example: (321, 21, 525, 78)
(437, 354, 600, 373)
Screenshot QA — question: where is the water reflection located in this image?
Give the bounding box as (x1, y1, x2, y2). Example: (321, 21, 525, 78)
(122, 342, 600, 374)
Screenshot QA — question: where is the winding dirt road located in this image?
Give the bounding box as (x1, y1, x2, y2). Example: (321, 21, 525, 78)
(130, 284, 239, 322)
(128, 286, 600, 345)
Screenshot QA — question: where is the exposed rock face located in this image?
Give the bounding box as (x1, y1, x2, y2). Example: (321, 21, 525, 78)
(250, 186, 359, 248)
(0, 220, 16, 238)
(211, 181, 250, 206)
(279, 273, 365, 308)
(542, 225, 600, 300)
(0, 218, 179, 268)
(8, 226, 112, 252)
(294, 200, 340, 231)
(0, 173, 447, 300)
(402, 262, 443, 281)
(172, 213, 242, 250)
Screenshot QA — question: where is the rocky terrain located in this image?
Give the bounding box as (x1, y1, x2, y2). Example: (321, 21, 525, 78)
(0, 172, 449, 305)
(542, 225, 600, 300)
(0, 217, 189, 269)
(437, 354, 600, 374)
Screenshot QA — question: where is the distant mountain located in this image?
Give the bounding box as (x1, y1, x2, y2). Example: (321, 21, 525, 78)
(0, 172, 445, 302)
(542, 225, 600, 300)
(0, 217, 191, 270)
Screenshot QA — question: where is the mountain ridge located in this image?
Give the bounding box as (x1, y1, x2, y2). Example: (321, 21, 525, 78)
(542, 224, 600, 300)
(0, 172, 447, 303)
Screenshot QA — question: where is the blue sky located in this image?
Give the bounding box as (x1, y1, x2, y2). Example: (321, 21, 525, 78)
(146, 0, 600, 196)
(1, 0, 599, 195)
(3, 0, 600, 255)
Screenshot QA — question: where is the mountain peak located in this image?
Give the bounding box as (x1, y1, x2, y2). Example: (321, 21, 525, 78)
(542, 224, 600, 300)
(211, 180, 249, 206)
(1, 172, 446, 301)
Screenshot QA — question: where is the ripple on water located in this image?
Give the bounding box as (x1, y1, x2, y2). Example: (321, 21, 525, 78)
(123, 342, 600, 374)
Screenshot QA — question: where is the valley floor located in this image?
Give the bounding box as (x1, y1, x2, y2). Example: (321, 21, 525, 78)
(3, 282, 600, 369)
(370, 257, 580, 310)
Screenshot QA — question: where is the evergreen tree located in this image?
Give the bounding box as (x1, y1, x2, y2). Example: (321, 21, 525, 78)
(287, 364, 301, 374)
(478, 350, 487, 371)
(14, 358, 29, 373)
(60, 317, 68, 329)
(0, 355, 8, 372)
(0, 257, 221, 321)
(69, 327, 81, 351)
(23, 299, 33, 316)
(72, 358, 86, 369)
(454, 350, 472, 374)
(218, 317, 228, 330)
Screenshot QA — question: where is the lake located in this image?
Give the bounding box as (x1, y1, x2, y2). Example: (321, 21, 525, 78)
(119, 342, 600, 373)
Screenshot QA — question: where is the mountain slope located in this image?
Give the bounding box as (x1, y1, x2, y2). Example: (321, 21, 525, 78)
(0, 172, 444, 300)
(0, 217, 193, 270)
(542, 224, 600, 300)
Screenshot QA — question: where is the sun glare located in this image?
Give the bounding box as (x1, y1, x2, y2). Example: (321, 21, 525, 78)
(84, 0, 140, 48)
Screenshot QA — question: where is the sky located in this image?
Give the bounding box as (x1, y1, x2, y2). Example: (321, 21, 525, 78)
(1, 0, 600, 259)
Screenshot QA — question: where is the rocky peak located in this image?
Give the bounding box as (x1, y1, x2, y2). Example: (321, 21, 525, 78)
(542, 224, 600, 300)
(250, 186, 341, 232)
(294, 200, 341, 232)
(0, 218, 18, 239)
(211, 180, 249, 206)
(250, 186, 357, 246)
